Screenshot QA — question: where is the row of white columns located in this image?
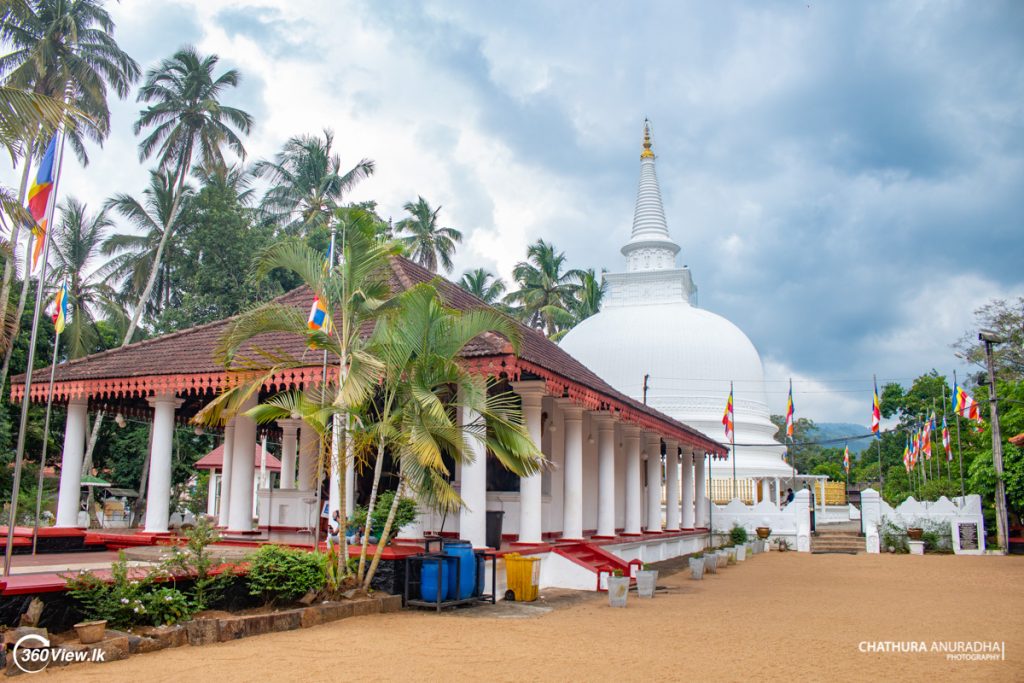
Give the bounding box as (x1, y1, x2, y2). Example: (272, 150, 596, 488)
(456, 380, 714, 548)
(56, 392, 349, 534)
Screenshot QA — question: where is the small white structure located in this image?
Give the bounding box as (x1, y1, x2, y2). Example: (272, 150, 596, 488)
(860, 488, 986, 555)
(707, 489, 814, 552)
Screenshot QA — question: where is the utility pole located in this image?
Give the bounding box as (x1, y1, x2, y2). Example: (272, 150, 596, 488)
(980, 329, 1008, 554)
(642, 374, 650, 405)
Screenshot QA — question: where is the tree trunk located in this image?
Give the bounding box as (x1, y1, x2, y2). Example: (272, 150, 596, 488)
(80, 411, 104, 477)
(0, 239, 37, 393)
(362, 478, 405, 591)
(133, 425, 154, 528)
(0, 158, 33, 381)
(357, 434, 387, 584)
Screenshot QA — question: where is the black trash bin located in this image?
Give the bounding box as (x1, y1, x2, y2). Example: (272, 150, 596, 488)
(486, 510, 504, 549)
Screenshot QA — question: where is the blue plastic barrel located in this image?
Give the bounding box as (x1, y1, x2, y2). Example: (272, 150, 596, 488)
(420, 556, 449, 602)
(442, 540, 476, 600)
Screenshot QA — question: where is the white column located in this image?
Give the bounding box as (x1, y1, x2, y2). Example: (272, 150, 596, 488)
(459, 400, 488, 547)
(328, 415, 341, 517)
(623, 424, 642, 535)
(228, 395, 257, 532)
(557, 401, 584, 540)
(277, 419, 299, 489)
(644, 432, 662, 532)
(511, 380, 545, 544)
(55, 397, 88, 528)
(297, 420, 317, 491)
(664, 438, 680, 531)
(206, 471, 218, 516)
(694, 450, 707, 528)
(218, 422, 235, 526)
(346, 439, 355, 517)
(145, 393, 183, 533)
(774, 478, 781, 505)
(594, 412, 616, 538)
(681, 448, 695, 529)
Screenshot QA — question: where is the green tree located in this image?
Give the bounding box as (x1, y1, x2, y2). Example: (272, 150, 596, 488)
(505, 239, 583, 338)
(126, 46, 253, 344)
(394, 196, 462, 274)
(255, 129, 374, 235)
(953, 297, 1024, 381)
(458, 268, 506, 306)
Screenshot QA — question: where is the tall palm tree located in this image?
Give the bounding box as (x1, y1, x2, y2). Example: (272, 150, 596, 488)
(0, 0, 138, 391)
(570, 268, 605, 322)
(505, 239, 584, 338)
(255, 129, 374, 234)
(125, 46, 252, 344)
(394, 196, 462, 273)
(101, 170, 191, 318)
(48, 197, 125, 359)
(458, 268, 506, 306)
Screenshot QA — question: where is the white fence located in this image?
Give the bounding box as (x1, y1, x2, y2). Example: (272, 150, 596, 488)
(860, 488, 986, 555)
(709, 489, 813, 551)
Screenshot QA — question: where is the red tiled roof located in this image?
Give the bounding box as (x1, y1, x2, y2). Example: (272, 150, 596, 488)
(11, 256, 724, 453)
(194, 443, 281, 471)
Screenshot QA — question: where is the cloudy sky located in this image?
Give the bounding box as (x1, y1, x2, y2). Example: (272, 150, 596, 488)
(5, 1, 1022, 424)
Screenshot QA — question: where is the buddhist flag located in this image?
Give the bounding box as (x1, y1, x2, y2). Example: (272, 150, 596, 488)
(843, 444, 850, 473)
(902, 436, 911, 472)
(922, 420, 932, 460)
(307, 295, 328, 331)
(941, 416, 952, 462)
(27, 135, 58, 269)
(722, 386, 735, 442)
(52, 280, 69, 334)
(952, 383, 976, 418)
(871, 381, 881, 437)
(785, 380, 795, 439)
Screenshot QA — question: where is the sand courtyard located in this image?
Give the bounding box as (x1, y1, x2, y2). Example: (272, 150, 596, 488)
(39, 550, 1023, 682)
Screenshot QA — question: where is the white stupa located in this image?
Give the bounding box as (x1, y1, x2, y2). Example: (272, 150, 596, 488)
(560, 123, 790, 481)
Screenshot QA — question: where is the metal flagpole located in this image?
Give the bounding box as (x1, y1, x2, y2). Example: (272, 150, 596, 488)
(953, 370, 966, 501)
(730, 381, 736, 500)
(707, 452, 713, 544)
(874, 374, 884, 491)
(942, 385, 951, 480)
(312, 226, 337, 552)
(4, 126, 68, 577)
(31, 329, 61, 555)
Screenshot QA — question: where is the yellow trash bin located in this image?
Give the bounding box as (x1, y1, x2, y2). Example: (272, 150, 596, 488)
(504, 553, 541, 602)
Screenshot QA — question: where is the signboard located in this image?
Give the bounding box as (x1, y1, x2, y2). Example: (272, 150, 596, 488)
(957, 521, 979, 551)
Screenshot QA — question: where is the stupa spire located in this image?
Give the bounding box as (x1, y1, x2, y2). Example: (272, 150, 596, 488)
(622, 119, 680, 272)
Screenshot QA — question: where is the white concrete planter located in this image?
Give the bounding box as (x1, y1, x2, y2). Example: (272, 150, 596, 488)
(716, 550, 730, 568)
(735, 545, 746, 562)
(704, 553, 718, 573)
(689, 557, 705, 580)
(726, 547, 737, 565)
(636, 569, 658, 598)
(608, 576, 629, 607)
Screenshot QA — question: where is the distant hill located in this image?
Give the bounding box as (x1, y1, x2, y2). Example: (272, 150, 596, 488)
(807, 423, 874, 453)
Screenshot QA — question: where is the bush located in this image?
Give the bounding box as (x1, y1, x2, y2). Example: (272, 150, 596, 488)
(64, 552, 154, 628)
(142, 587, 193, 626)
(880, 518, 909, 553)
(245, 545, 326, 604)
(729, 524, 748, 546)
(161, 516, 234, 611)
(353, 491, 418, 543)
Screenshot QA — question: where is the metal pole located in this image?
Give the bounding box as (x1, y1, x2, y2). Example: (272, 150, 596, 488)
(3, 128, 67, 577)
(982, 337, 1008, 554)
(730, 381, 736, 500)
(31, 332, 61, 555)
(707, 452, 713, 546)
(873, 374, 884, 491)
(311, 225, 338, 552)
(953, 370, 966, 500)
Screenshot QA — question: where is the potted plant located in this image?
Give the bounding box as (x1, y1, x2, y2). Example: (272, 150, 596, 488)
(688, 554, 705, 580)
(636, 563, 658, 598)
(756, 526, 771, 539)
(607, 569, 629, 608)
(74, 619, 107, 644)
(775, 538, 791, 552)
(715, 548, 730, 569)
(907, 527, 924, 541)
(703, 551, 718, 574)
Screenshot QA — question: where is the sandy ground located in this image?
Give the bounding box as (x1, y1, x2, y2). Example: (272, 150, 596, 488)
(42, 552, 1024, 683)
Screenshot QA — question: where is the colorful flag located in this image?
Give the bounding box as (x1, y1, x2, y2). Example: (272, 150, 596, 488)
(843, 444, 850, 473)
(929, 411, 937, 432)
(52, 280, 69, 334)
(952, 383, 976, 418)
(722, 387, 734, 442)
(307, 295, 328, 331)
(903, 436, 911, 472)
(785, 380, 795, 439)
(922, 419, 932, 460)
(27, 135, 58, 269)
(941, 416, 952, 462)
(871, 381, 881, 437)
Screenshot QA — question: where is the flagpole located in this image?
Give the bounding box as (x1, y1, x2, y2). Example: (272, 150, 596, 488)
(312, 226, 338, 552)
(3, 126, 68, 577)
(953, 370, 966, 501)
(941, 385, 951, 481)
(31, 330, 61, 555)
(730, 381, 736, 500)
(873, 374, 884, 491)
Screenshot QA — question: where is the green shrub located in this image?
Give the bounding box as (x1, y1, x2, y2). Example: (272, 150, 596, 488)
(161, 516, 234, 611)
(353, 491, 418, 543)
(142, 587, 193, 626)
(880, 518, 909, 553)
(245, 545, 326, 604)
(729, 524, 748, 545)
(64, 552, 154, 628)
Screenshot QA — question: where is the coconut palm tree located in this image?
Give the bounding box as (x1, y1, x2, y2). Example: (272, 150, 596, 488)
(505, 239, 584, 338)
(125, 46, 252, 344)
(394, 196, 462, 273)
(101, 170, 192, 318)
(0, 0, 138, 390)
(458, 268, 506, 306)
(255, 129, 374, 235)
(48, 197, 125, 359)
(568, 267, 604, 324)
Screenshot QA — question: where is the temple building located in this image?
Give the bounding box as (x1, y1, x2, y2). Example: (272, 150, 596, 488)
(560, 124, 792, 503)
